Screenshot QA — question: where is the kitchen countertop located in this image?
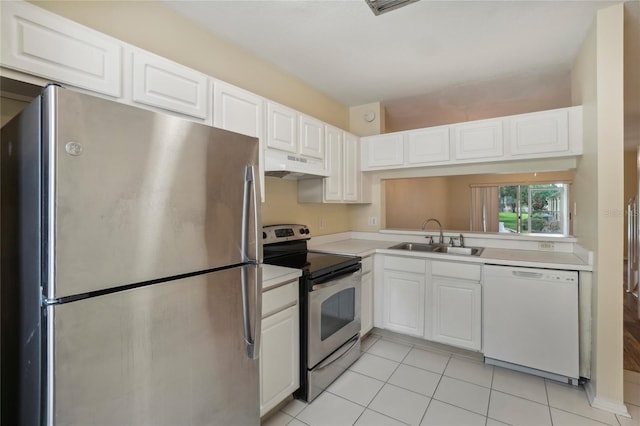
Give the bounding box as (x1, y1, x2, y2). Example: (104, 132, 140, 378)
(310, 239, 398, 257)
(309, 238, 592, 271)
(262, 264, 301, 291)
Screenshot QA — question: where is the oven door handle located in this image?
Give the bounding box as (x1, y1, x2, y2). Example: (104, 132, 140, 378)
(311, 264, 361, 290)
(313, 334, 360, 372)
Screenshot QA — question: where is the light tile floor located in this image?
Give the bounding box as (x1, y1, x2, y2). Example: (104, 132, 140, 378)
(263, 333, 636, 426)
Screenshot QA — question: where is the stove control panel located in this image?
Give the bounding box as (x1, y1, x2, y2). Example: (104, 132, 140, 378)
(263, 224, 310, 244)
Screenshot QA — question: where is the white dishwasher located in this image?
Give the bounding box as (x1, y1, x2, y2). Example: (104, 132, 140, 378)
(483, 265, 579, 383)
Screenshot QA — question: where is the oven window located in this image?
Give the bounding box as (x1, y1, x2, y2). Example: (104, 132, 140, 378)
(320, 288, 355, 341)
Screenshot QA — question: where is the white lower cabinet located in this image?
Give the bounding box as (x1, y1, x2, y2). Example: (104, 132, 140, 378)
(260, 280, 299, 417)
(376, 254, 482, 351)
(431, 277, 481, 351)
(430, 261, 482, 351)
(382, 256, 426, 337)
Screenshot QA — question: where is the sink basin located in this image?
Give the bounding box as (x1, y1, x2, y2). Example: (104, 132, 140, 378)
(433, 246, 484, 256)
(390, 242, 483, 256)
(389, 242, 439, 252)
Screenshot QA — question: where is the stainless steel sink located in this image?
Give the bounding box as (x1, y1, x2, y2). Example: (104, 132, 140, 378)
(432, 246, 484, 256)
(390, 242, 483, 256)
(389, 242, 440, 252)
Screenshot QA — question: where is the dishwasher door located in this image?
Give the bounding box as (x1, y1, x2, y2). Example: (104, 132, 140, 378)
(483, 265, 579, 380)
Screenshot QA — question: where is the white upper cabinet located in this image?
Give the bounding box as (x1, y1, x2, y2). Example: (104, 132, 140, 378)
(508, 109, 569, 156)
(1, 1, 122, 97)
(131, 49, 208, 119)
(360, 106, 582, 172)
(212, 80, 265, 202)
(361, 133, 404, 170)
(342, 132, 361, 202)
(323, 126, 344, 201)
(297, 129, 370, 204)
(299, 115, 325, 159)
(266, 102, 298, 154)
(407, 126, 450, 165)
(453, 118, 503, 160)
(213, 80, 264, 138)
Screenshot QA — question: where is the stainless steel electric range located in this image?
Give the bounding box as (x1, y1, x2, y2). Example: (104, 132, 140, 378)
(262, 224, 362, 402)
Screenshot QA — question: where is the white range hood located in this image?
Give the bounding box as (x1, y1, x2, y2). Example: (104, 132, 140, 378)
(264, 149, 330, 180)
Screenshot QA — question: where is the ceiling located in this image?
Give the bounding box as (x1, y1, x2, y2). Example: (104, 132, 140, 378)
(164, 0, 638, 144)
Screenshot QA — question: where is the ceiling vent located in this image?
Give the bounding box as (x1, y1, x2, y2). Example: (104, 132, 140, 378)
(365, 0, 419, 16)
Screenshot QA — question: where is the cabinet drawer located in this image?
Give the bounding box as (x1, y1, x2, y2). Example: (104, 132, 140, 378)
(262, 280, 298, 317)
(384, 256, 426, 274)
(361, 256, 373, 274)
(432, 261, 481, 281)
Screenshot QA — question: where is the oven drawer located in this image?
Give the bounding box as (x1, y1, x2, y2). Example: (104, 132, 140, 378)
(262, 279, 298, 318)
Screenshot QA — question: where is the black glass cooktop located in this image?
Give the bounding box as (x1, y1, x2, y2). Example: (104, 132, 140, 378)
(264, 250, 360, 278)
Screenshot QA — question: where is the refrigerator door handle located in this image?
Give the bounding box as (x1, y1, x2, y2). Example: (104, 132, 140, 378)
(242, 164, 262, 264)
(241, 266, 262, 359)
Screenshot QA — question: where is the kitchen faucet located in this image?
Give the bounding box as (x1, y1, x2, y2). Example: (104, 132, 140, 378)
(421, 218, 444, 245)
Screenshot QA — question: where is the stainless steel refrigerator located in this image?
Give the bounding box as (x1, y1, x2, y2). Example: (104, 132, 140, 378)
(1, 85, 262, 426)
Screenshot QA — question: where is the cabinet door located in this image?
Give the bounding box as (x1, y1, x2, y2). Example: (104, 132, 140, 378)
(431, 277, 481, 351)
(213, 80, 263, 138)
(453, 119, 503, 160)
(324, 126, 343, 201)
(509, 109, 569, 156)
(343, 132, 360, 202)
(299, 114, 325, 159)
(213, 81, 265, 202)
(361, 271, 373, 335)
(1, 1, 122, 97)
(361, 134, 404, 169)
(383, 270, 425, 337)
(260, 304, 300, 416)
(266, 102, 297, 153)
(132, 50, 208, 119)
(407, 126, 450, 165)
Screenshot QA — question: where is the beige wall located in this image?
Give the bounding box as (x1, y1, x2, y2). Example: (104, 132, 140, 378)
(349, 102, 386, 137)
(262, 177, 350, 236)
(571, 3, 625, 409)
(349, 157, 579, 232)
(384, 171, 575, 232)
(624, 150, 638, 259)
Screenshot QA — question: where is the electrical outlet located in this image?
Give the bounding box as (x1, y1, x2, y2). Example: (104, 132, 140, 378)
(538, 241, 555, 250)
(368, 216, 378, 226)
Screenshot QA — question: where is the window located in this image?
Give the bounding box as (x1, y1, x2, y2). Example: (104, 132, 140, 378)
(498, 184, 569, 235)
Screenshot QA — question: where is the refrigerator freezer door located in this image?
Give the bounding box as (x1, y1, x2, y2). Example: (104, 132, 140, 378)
(45, 87, 260, 299)
(46, 265, 261, 426)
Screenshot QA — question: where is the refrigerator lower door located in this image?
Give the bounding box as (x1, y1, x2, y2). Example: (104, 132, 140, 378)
(46, 265, 261, 426)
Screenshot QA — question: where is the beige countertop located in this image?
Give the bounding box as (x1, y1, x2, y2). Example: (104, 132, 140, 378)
(309, 238, 592, 271)
(310, 239, 398, 257)
(262, 264, 301, 291)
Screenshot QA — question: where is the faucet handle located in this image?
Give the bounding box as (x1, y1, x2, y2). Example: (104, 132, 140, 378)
(459, 234, 465, 247)
(427, 236, 434, 244)
(449, 237, 455, 247)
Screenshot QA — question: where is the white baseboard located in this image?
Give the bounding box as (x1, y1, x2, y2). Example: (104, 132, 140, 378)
(584, 380, 631, 417)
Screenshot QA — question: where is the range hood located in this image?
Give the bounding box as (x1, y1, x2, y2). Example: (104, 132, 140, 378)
(264, 149, 330, 180)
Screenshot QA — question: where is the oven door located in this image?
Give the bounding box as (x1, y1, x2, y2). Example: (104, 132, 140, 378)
(307, 264, 362, 368)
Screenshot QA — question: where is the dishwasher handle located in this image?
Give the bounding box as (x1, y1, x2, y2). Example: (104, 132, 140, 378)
(512, 270, 544, 279)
